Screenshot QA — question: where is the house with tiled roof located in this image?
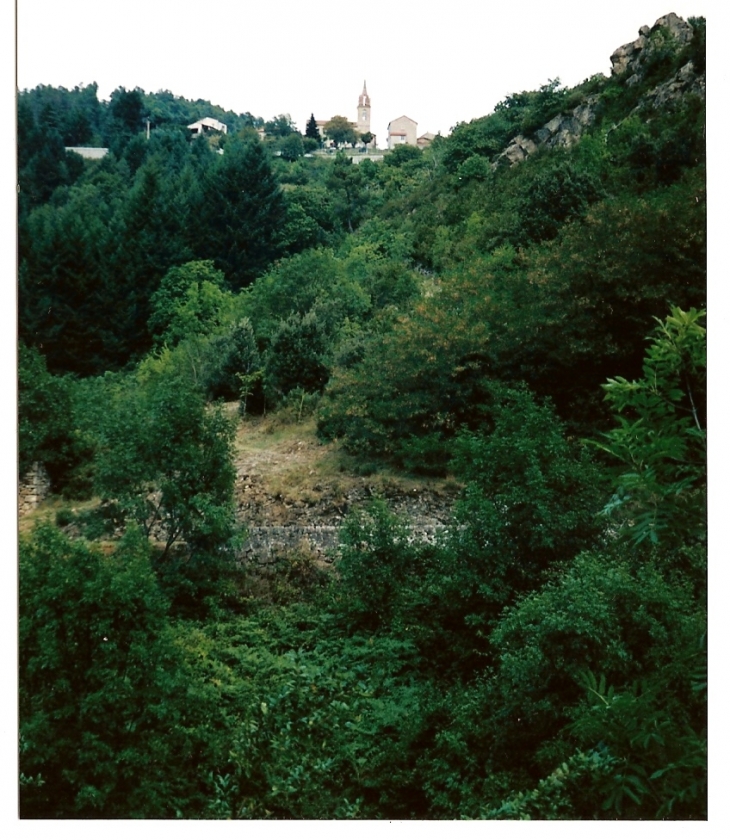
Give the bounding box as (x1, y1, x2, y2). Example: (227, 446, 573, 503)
(387, 115, 417, 150)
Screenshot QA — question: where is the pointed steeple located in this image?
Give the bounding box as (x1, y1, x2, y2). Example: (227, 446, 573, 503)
(358, 80, 370, 108)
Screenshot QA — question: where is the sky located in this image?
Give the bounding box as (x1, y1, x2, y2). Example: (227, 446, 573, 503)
(16, 0, 711, 142)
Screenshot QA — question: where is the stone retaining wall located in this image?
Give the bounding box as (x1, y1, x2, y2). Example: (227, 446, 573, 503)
(239, 523, 446, 565)
(18, 462, 51, 517)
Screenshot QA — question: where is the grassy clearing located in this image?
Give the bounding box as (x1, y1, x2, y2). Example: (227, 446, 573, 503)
(19, 495, 100, 535)
(20, 406, 462, 532)
(234, 410, 461, 507)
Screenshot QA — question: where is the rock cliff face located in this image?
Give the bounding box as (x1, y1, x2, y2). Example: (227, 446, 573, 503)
(610, 13, 694, 81)
(637, 58, 705, 111)
(494, 12, 704, 169)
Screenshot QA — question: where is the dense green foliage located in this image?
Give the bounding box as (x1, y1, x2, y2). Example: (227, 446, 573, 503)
(92, 368, 238, 559)
(19, 527, 202, 817)
(18, 16, 706, 819)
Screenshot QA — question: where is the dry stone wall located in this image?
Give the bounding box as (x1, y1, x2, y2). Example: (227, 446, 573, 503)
(18, 462, 51, 517)
(239, 521, 447, 566)
(234, 467, 457, 565)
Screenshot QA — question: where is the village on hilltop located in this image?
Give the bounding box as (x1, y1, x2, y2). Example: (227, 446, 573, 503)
(313, 81, 435, 152)
(65, 82, 435, 161)
(189, 81, 435, 157)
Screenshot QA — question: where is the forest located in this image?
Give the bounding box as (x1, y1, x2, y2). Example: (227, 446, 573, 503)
(18, 14, 706, 819)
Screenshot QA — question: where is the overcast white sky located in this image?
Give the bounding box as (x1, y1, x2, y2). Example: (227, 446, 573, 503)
(16, 1, 710, 142)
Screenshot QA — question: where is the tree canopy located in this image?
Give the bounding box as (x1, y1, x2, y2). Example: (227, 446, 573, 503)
(323, 115, 357, 147)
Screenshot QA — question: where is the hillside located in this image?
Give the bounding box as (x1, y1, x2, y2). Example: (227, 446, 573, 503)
(18, 12, 706, 821)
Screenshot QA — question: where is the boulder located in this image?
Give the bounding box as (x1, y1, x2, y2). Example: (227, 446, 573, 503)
(492, 135, 539, 168)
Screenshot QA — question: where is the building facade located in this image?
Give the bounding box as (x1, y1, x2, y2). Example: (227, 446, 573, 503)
(387, 115, 418, 150)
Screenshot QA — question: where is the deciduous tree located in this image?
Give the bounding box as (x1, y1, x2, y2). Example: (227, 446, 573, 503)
(323, 115, 357, 148)
(592, 307, 706, 546)
(93, 369, 237, 560)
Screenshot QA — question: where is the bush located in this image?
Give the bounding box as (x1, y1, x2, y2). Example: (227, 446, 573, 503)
(449, 386, 605, 606)
(18, 343, 87, 491)
(19, 526, 194, 817)
(264, 311, 330, 399)
(335, 499, 423, 632)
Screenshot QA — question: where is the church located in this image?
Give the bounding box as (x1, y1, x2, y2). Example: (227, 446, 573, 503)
(316, 82, 376, 149)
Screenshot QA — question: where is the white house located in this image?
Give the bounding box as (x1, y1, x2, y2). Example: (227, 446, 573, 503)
(65, 147, 109, 159)
(187, 117, 228, 136)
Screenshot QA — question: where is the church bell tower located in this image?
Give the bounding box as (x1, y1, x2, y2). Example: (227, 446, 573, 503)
(357, 80, 371, 137)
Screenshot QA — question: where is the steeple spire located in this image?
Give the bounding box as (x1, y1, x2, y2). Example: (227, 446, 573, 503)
(359, 81, 370, 108)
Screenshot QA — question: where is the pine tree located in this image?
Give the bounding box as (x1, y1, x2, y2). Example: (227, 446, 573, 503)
(305, 113, 321, 143)
(196, 138, 287, 290)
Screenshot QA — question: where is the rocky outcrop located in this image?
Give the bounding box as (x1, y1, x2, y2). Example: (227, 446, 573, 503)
(636, 59, 705, 112)
(493, 96, 600, 169)
(610, 13, 694, 82)
(493, 135, 539, 168)
(610, 24, 653, 78)
(535, 95, 600, 149)
(494, 13, 702, 170)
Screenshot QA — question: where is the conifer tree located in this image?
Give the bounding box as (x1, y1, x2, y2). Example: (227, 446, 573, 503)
(196, 138, 286, 290)
(305, 113, 321, 143)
